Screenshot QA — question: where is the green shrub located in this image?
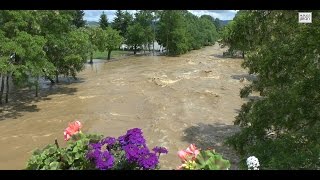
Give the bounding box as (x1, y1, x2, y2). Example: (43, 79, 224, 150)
(26, 133, 102, 170)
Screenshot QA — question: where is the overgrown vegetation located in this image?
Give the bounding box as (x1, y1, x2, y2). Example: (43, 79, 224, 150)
(221, 10, 320, 169)
(0, 10, 220, 104)
(157, 10, 219, 55)
(0, 10, 91, 102)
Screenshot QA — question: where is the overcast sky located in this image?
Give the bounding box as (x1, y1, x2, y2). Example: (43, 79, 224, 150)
(84, 10, 238, 22)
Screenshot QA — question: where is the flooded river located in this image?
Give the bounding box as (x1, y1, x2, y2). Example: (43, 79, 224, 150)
(0, 44, 250, 169)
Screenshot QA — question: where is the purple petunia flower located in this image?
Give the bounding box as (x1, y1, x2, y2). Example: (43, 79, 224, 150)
(118, 128, 147, 147)
(127, 135, 146, 145)
(123, 144, 140, 162)
(118, 135, 127, 146)
(138, 147, 150, 155)
(138, 152, 159, 170)
(101, 137, 116, 146)
(101, 137, 117, 149)
(95, 151, 115, 170)
(86, 149, 102, 160)
(152, 146, 168, 155)
(90, 143, 102, 150)
(126, 128, 143, 136)
(126, 128, 146, 146)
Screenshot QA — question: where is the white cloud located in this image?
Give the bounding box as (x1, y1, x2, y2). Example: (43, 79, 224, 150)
(84, 10, 237, 22)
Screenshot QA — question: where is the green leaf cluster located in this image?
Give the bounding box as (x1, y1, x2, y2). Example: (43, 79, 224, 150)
(195, 150, 231, 170)
(26, 133, 103, 170)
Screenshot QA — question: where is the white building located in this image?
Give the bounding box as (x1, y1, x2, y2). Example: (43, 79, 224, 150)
(120, 41, 162, 51)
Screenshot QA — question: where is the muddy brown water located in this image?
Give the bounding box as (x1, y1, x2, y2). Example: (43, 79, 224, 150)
(0, 44, 251, 170)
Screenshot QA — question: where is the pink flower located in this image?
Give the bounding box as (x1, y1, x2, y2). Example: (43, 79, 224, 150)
(64, 120, 82, 141)
(185, 144, 200, 157)
(176, 165, 183, 170)
(178, 150, 190, 162)
(177, 144, 201, 163)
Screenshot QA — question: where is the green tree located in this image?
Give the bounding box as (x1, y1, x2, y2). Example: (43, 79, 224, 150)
(39, 10, 74, 83)
(0, 10, 55, 101)
(15, 32, 54, 97)
(0, 29, 16, 103)
(220, 11, 256, 58)
(134, 10, 155, 53)
(99, 11, 108, 30)
(72, 10, 86, 28)
(157, 10, 189, 55)
(95, 27, 123, 59)
(225, 10, 320, 169)
(86, 27, 99, 64)
(126, 24, 145, 54)
(112, 10, 124, 35)
(112, 10, 133, 39)
(62, 28, 90, 78)
(155, 10, 219, 56)
(199, 17, 218, 46)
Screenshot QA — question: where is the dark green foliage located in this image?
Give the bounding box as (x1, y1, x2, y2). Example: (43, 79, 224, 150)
(72, 10, 86, 28)
(224, 10, 320, 169)
(26, 133, 103, 170)
(99, 11, 108, 30)
(94, 27, 123, 59)
(157, 10, 218, 56)
(134, 10, 155, 52)
(0, 10, 93, 102)
(112, 10, 133, 38)
(126, 23, 145, 54)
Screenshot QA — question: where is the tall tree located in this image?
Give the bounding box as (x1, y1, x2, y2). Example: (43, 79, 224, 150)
(112, 10, 133, 39)
(39, 10, 74, 83)
(72, 10, 86, 28)
(86, 27, 98, 64)
(62, 28, 90, 78)
(220, 11, 255, 58)
(157, 10, 188, 55)
(0, 10, 55, 100)
(99, 11, 108, 30)
(213, 18, 221, 32)
(134, 10, 155, 53)
(112, 10, 124, 35)
(126, 23, 145, 54)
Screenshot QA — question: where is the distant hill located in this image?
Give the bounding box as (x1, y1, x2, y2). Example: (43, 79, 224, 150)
(219, 20, 231, 27)
(86, 20, 231, 28)
(86, 21, 99, 27)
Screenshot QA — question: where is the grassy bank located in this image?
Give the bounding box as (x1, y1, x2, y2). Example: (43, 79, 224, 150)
(92, 50, 133, 60)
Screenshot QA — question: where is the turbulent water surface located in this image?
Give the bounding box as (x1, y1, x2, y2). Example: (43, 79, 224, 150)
(0, 44, 251, 169)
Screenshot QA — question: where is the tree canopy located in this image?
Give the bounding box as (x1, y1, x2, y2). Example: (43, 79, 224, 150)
(0, 10, 219, 103)
(99, 11, 108, 30)
(222, 10, 320, 169)
(95, 27, 123, 59)
(157, 10, 218, 56)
